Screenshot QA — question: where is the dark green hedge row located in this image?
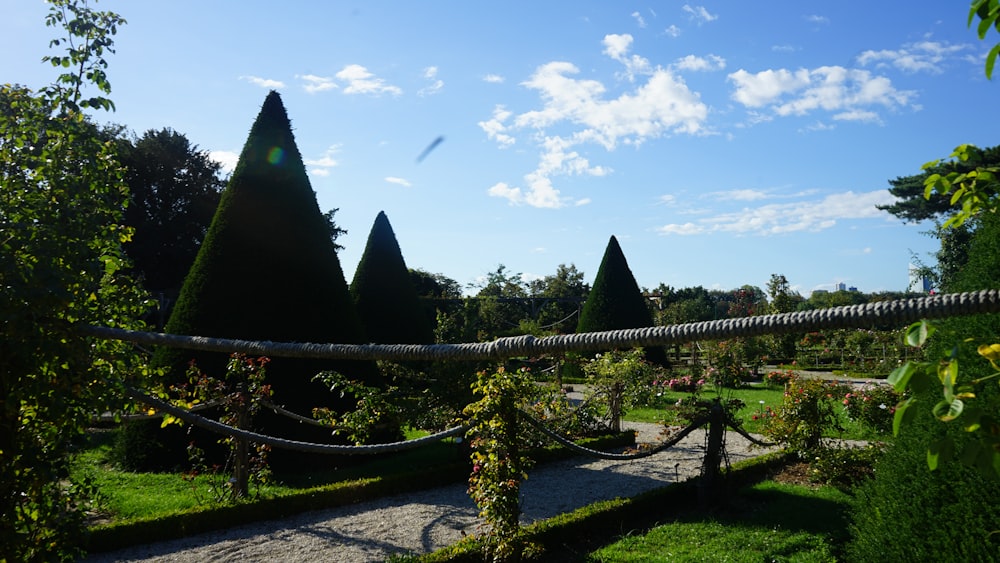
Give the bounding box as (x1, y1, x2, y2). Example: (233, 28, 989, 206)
(421, 451, 793, 562)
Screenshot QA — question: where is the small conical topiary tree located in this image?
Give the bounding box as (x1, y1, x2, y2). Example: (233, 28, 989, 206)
(350, 211, 434, 346)
(577, 235, 668, 366)
(145, 91, 373, 468)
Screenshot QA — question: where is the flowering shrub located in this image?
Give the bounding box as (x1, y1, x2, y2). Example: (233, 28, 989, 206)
(704, 340, 758, 388)
(842, 384, 901, 434)
(671, 396, 745, 427)
(172, 354, 273, 501)
(761, 378, 850, 457)
(764, 369, 798, 387)
(655, 374, 706, 393)
(583, 350, 654, 432)
(750, 404, 778, 423)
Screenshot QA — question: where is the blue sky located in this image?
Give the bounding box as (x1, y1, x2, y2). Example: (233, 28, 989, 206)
(3, 1, 998, 297)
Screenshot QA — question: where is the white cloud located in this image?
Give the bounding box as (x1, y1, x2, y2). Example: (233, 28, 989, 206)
(805, 14, 830, 24)
(857, 40, 968, 74)
(385, 176, 412, 187)
(483, 73, 505, 83)
(575, 198, 591, 206)
(682, 4, 718, 23)
(240, 75, 285, 89)
(418, 66, 444, 96)
(603, 34, 652, 80)
(483, 37, 709, 209)
(335, 64, 402, 96)
(771, 44, 798, 53)
(656, 190, 897, 236)
(658, 222, 704, 235)
(728, 68, 811, 107)
(714, 189, 768, 201)
(209, 150, 240, 173)
(663, 25, 682, 38)
(728, 66, 915, 122)
(305, 145, 341, 175)
(298, 74, 337, 94)
(832, 109, 881, 122)
(657, 194, 677, 205)
(631, 11, 647, 28)
(478, 105, 516, 147)
(674, 54, 726, 72)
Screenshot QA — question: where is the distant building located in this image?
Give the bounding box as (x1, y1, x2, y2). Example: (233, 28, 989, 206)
(908, 263, 933, 293)
(836, 282, 847, 291)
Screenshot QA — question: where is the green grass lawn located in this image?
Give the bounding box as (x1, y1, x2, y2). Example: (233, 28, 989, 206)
(586, 481, 852, 562)
(73, 427, 463, 522)
(623, 383, 886, 441)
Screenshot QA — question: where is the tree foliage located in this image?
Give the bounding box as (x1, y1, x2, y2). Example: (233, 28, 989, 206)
(116, 128, 226, 295)
(971, 0, 1000, 79)
(471, 264, 530, 340)
(527, 263, 589, 333)
(0, 1, 149, 559)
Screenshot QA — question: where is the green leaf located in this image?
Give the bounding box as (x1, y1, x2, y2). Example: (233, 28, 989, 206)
(905, 321, 934, 347)
(888, 362, 917, 393)
(977, 10, 999, 38)
(893, 397, 917, 436)
(932, 397, 964, 422)
(938, 358, 959, 387)
(927, 438, 954, 471)
(987, 43, 1000, 80)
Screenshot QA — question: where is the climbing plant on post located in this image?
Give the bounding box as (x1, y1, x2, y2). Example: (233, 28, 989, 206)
(464, 366, 539, 562)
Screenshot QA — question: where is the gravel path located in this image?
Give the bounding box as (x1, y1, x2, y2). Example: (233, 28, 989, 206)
(82, 423, 777, 563)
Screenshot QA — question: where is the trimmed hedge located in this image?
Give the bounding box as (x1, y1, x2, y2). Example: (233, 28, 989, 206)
(350, 211, 434, 346)
(577, 236, 667, 366)
(141, 91, 373, 470)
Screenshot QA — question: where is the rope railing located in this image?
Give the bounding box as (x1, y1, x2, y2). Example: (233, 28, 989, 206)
(520, 410, 710, 461)
(80, 290, 1000, 361)
(85, 290, 999, 461)
(125, 385, 469, 455)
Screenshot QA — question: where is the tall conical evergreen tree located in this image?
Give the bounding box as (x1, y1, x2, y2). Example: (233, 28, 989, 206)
(350, 211, 434, 346)
(153, 91, 372, 458)
(577, 236, 668, 366)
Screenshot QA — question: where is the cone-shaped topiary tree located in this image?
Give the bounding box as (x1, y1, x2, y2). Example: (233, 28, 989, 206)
(577, 236, 668, 366)
(145, 91, 373, 469)
(350, 211, 435, 346)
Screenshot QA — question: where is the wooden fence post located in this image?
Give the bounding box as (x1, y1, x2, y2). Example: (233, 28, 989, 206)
(699, 399, 725, 508)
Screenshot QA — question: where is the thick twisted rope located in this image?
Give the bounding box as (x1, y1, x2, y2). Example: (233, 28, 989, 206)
(519, 410, 710, 461)
(259, 399, 341, 430)
(80, 290, 1000, 361)
(124, 385, 468, 455)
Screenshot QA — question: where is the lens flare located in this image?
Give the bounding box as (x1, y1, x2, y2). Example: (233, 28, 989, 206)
(267, 146, 284, 165)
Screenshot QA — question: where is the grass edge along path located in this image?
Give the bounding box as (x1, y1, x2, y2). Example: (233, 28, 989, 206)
(416, 451, 795, 562)
(82, 433, 633, 554)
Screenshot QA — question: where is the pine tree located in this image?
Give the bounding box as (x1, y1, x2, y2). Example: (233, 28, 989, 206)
(146, 91, 372, 468)
(577, 236, 668, 366)
(350, 211, 434, 346)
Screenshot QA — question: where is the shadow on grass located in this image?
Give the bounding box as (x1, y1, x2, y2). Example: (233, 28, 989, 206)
(553, 482, 852, 563)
